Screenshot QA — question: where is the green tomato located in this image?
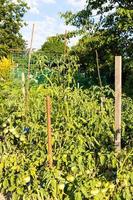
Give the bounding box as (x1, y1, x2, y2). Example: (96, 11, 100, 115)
(10, 128, 16, 133)
(3, 123, 7, 128)
(58, 183, 65, 190)
(71, 166, 77, 173)
(91, 189, 99, 195)
(20, 135, 26, 142)
(96, 181, 102, 187)
(10, 128, 19, 138)
(101, 188, 108, 193)
(15, 133, 19, 138)
(23, 176, 30, 184)
(109, 184, 115, 189)
(7, 118, 11, 123)
(86, 170, 90, 174)
(62, 154, 67, 162)
(66, 175, 74, 182)
(4, 128, 8, 134)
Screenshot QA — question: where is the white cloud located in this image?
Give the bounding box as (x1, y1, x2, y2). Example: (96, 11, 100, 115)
(42, 0, 56, 3)
(23, 0, 56, 14)
(20, 1, 83, 49)
(21, 16, 77, 49)
(30, 7, 39, 14)
(23, 0, 85, 14)
(67, 0, 86, 9)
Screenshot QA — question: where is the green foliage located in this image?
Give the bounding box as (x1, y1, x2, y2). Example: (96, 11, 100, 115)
(0, 18, 133, 197)
(0, 79, 132, 199)
(14, 54, 80, 87)
(62, 0, 133, 94)
(0, 0, 28, 57)
(48, 55, 79, 87)
(40, 36, 69, 61)
(0, 57, 14, 81)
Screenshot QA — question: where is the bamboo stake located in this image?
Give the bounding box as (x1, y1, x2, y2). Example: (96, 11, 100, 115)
(22, 72, 26, 101)
(46, 96, 53, 168)
(95, 50, 102, 88)
(25, 24, 35, 116)
(64, 30, 67, 55)
(115, 56, 122, 151)
(28, 24, 35, 82)
(95, 50, 104, 107)
(22, 70, 27, 118)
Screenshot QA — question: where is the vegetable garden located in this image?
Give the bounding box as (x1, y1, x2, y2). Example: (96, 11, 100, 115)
(0, 0, 133, 199)
(0, 53, 133, 200)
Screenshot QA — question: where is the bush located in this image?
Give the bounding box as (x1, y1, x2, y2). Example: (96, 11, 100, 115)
(0, 57, 14, 81)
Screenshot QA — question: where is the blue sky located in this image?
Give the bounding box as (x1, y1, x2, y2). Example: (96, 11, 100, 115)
(21, 0, 86, 49)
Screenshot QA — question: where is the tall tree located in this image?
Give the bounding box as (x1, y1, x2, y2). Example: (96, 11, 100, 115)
(0, 0, 28, 56)
(62, 0, 133, 89)
(40, 36, 69, 60)
(62, 0, 133, 56)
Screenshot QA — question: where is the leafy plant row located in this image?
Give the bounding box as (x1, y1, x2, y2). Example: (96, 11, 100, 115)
(0, 81, 132, 200)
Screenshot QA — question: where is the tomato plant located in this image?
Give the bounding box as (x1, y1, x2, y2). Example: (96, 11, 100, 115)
(0, 56, 132, 199)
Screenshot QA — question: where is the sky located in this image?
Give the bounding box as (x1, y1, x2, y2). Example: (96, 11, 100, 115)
(21, 0, 87, 49)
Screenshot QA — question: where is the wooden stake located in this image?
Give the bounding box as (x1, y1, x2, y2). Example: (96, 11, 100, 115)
(95, 50, 104, 108)
(64, 30, 67, 55)
(26, 24, 35, 117)
(21, 71, 25, 118)
(46, 96, 53, 168)
(22, 72, 26, 100)
(115, 56, 122, 151)
(28, 24, 35, 82)
(95, 50, 102, 88)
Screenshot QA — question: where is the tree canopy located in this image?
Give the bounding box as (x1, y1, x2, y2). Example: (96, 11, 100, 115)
(40, 36, 69, 60)
(61, 0, 133, 91)
(0, 0, 28, 57)
(62, 0, 133, 55)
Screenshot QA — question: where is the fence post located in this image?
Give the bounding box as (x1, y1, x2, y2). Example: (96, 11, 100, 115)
(46, 96, 53, 168)
(115, 56, 122, 151)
